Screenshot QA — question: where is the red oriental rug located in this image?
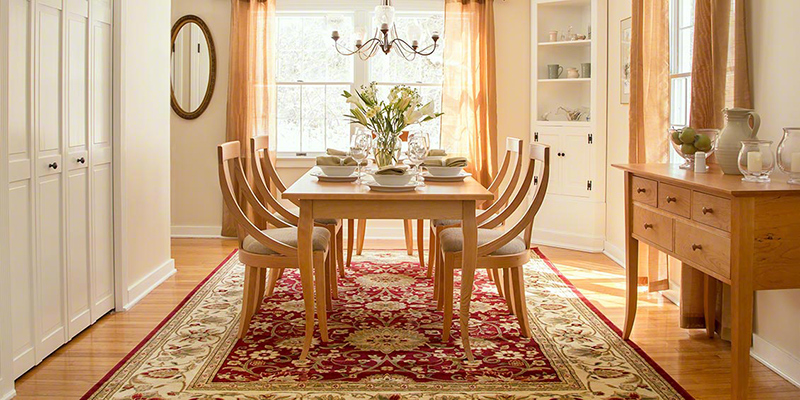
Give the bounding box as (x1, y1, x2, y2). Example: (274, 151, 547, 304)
(83, 250, 692, 399)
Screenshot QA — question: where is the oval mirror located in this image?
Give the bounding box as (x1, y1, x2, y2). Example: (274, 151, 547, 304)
(171, 15, 216, 119)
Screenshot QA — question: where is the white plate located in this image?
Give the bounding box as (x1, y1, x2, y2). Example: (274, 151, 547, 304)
(310, 171, 358, 182)
(364, 181, 418, 192)
(425, 166, 465, 177)
(422, 171, 472, 182)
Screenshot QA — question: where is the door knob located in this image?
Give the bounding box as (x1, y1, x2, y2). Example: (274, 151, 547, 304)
(77, 157, 86, 164)
(665, 196, 677, 203)
(48, 162, 58, 170)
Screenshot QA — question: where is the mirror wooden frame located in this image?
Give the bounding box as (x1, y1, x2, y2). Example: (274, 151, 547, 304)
(171, 15, 216, 120)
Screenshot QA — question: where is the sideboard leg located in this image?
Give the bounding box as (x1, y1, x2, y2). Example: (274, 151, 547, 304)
(623, 171, 639, 340)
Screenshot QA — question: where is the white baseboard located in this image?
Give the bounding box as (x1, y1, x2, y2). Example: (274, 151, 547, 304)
(602, 240, 625, 267)
(0, 388, 16, 400)
(124, 259, 176, 311)
(751, 333, 800, 389)
(531, 228, 604, 253)
(171, 225, 223, 238)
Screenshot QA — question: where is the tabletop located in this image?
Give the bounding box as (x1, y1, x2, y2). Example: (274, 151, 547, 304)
(283, 169, 495, 202)
(613, 163, 800, 197)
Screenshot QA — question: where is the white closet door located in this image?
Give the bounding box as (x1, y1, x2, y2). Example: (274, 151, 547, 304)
(8, 0, 36, 377)
(33, 0, 67, 362)
(561, 131, 591, 198)
(65, 0, 91, 338)
(535, 130, 562, 194)
(89, 0, 114, 320)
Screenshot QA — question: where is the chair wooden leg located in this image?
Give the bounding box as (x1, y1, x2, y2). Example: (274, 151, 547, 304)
(502, 267, 516, 316)
(346, 219, 355, 267)
(404, 220, 414, 255)
(326, 251, 335, 311)
(426, 226, 436, 278)
(336, 225, 345, 277)
(265, 268, 281, 297)
(510, 266, 531, 337)
(441, 254, 455, 342)
(238, 265, 258, 339)
(326, 226, 339, 300)
(356, 219, 366, 255)
(491, 269, 504, 297)
(435, 246, 445, 310)
(314, 252, 329, 343)
(252, 267, 267, 320)
(415, 219, 425, 267)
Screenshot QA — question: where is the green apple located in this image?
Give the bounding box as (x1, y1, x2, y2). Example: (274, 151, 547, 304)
(680, 127, 697, 144)
(671, 129, 683, 145)
(681, 143, 698, 155)
(694, 133, 712, 151)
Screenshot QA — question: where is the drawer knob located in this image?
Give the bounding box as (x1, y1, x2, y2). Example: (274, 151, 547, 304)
(702, 207, 713, 215)
(643, 223, 653, 230)
(636, 188, 647, 193)
(692, 244, 703, 251)
(665, 196, 677, 203)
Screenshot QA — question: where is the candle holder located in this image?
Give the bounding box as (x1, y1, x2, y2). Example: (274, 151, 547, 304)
(738, 140, 774, 182)
(777, 127, 800, 185)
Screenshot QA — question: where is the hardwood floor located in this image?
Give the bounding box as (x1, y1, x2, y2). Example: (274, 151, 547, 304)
(12, 239, 800, 399)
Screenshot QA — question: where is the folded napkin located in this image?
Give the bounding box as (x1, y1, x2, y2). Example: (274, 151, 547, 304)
(444, 156, 468, 168)
(326, 148, 348, 157)
(428, 149, 447, 157)
(375, 165, 409, 175)
(421, 158, 445, 167)
(316, 156, 344, 166)
(341, 156, 358, 166)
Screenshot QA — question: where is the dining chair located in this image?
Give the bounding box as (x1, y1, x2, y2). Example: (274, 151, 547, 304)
(250, 136, 347, 299)
(218, 141, 332, 361)
(427, 137, 525, 297)
(436, 143, 550, 341)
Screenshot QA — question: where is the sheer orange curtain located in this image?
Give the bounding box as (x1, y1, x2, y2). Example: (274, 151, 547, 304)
(441, 0, 498, 187)
(629, 0, 672, 292)
(222, 0, 277, 237)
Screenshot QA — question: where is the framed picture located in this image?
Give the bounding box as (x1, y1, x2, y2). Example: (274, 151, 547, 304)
(620, 17, 632, 104)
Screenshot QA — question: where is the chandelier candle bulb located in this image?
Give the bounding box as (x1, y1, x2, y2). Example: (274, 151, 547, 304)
(792, 153, 800, 172)
(747, 151, 763, 172)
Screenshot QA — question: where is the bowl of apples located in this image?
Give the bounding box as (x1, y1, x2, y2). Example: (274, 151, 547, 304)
(669, 127, 719, 170)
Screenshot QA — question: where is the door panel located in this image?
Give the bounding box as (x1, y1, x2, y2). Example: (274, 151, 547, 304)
(35, 174, 65, 360)
(534, 131, 561, 194)
(9, 182, 36, 377)
(91, 165, 114, 317)
(561, 132, 591, 197)
(66, 168, 90, 337)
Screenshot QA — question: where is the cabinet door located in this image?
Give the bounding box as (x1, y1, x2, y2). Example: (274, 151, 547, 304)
(34, 1, 67, 362)
(90, 0, 115, 320)
(65, 4, 91, 338)
(560, 132, 591, 198)
(534, 131, 562, 194)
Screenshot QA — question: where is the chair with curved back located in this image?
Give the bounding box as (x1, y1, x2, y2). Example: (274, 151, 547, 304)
(427, 137, 525, 297)
(437, 143, 550, 352)
(251, 136, 346, 299)
(218, 141, 332, 361)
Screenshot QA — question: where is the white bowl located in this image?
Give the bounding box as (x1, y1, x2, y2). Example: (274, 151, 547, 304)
(317, 165, 356, 177)
(425, 166, 464, 177)
(370, 173, 413, 186)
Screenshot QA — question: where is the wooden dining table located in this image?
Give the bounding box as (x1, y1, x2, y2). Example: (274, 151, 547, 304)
(282, 170, 494, 360)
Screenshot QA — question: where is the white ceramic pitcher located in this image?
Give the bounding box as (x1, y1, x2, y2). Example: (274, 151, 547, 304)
(716, 108, 761, 174)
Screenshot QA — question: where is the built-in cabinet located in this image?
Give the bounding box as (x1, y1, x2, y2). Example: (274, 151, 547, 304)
(5, 0, 114, 378)
(530, 0, 607, 251)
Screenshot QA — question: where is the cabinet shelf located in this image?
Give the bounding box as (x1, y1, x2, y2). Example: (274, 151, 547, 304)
(537, 0, 591, 7)
(538, 39, 591, 47)
(538, 78, 591, 83)
(537, 120, 590, 127)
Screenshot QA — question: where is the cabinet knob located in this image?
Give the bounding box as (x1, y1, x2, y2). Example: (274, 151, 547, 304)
(702, 207, 713, 215)
(643, 223, 653, 230)
(636, 188, 646, 193)
(692, 244, 703, 251)
(77, 157, 86, 164)
(48, 162, 58, 170)
(665, 196, 677, 203)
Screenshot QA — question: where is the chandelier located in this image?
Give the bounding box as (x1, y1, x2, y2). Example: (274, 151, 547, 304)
(331, 0, 440, 61)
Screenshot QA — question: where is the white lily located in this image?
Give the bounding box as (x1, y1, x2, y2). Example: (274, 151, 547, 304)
(420, 101, 436, 118)
(346, 95, 363, 108)
(404, 108, 422, 125)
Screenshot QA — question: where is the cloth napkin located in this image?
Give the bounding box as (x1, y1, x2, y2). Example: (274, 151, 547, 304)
(444, 156, 468, 167)
(326, 148, 348, 157)
(341, 156, 358, 166)
(428, 149, 447, 157)
(375, 165, 408, 175)
(421, 158, 445, 167)
(316, 156, 344, 166)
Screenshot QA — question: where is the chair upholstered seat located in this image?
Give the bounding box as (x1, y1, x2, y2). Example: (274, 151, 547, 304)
(432, 210, 487, 227)
(439, 228, 527, 256)
(286, 207, 338, 225)
(242, 227, 330, 255)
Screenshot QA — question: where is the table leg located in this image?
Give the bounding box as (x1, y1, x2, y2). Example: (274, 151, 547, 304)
(623, 172, 639, 340)
(704, 274, 717, 338)
(298, 200, 316, 361)
(731, 278, 753, 399)
(459, 200, 477, 362)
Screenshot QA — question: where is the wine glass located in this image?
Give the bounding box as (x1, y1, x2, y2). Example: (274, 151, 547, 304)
(407, 132, 430, 185)
(350, 129, 372, 185)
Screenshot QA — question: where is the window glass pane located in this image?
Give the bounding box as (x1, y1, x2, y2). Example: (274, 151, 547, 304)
(679, 0, 695, 29)
(370, 13, 444, 84)
(276, 14, 354, 82)
(678, 27, 694, 74)
(325, 85, 351, 151)
(300, 85, 327, 152)
(276, 85, 301, 152)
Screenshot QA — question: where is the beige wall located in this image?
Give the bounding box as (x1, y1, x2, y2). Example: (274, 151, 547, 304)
(748, 0, 800, 381)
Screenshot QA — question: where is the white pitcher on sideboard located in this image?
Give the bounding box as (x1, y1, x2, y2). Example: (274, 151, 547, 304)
(716, 108, 761, 174)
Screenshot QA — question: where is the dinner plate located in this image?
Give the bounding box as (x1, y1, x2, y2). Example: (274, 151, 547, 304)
(364, 181, 418, 192)
(310, 171, 358, 182)
(422, 171, 472, 182)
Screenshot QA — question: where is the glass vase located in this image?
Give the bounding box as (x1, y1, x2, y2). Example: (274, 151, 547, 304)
(777, 127, 800, 185)
(737, 140, 774, 182)
(373, 132, 401, 167)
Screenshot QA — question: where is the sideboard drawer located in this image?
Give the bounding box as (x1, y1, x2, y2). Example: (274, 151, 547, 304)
(658, 182, 692, 218)
(675, 221, 731, 280)
(633, 205, 674, 251)
(692, 191, 732, 232)
(632, 176, 658, 207)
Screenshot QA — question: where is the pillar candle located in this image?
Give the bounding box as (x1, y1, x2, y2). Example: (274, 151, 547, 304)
(747, 151, 763, 172)
(792, 152, 800, 172)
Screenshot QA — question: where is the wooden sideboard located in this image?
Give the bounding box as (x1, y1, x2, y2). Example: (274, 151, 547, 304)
(613, 163, 800, 400)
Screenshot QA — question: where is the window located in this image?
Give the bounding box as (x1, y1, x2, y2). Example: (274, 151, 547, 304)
(275, 5, 445, 155)
(669, 0, 695, 129)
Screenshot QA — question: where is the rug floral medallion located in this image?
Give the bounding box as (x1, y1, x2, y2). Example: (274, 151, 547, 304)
(83, 251, 691, 400)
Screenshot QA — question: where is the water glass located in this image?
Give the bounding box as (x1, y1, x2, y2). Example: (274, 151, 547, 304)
(777, 127, 800, 185)
(407, 132, 430, 185)
(350, 129, 372, 184)
(737, 140, 774, 182)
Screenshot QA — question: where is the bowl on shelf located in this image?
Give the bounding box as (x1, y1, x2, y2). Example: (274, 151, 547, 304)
(669, 128, 719, 170)
(317, 165, 357, 177)
(424, 166, 464, 177)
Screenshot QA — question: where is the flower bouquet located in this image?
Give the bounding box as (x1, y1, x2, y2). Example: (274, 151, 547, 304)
(342, 82, 442, 167)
